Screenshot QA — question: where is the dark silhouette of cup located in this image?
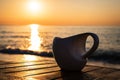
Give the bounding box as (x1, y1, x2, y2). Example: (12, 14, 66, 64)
(53, 33, 99, 71)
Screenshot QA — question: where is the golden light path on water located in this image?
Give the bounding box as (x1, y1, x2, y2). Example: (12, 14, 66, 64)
(28, 24, 42, 51)
(23, 55, 37, 61)
(24, 24, 42, 61)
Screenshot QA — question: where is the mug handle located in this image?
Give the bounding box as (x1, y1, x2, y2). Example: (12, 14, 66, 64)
(83, 33, 99, 58)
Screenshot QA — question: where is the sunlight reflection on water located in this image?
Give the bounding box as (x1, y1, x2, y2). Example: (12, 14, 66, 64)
(23, 55, 38, 61)
(28, 24, 43, 52)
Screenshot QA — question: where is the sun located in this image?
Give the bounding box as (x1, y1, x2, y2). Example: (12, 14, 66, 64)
(27, 0, 42, 13)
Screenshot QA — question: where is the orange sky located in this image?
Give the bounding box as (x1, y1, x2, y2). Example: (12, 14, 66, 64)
(0, 0, 120, 25)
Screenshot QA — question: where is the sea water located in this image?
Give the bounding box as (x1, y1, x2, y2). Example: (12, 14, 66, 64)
(0, 25, 120, 67)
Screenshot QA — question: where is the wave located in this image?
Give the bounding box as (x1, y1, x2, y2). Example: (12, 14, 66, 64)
(0, 36, 29, 38)
(0, 31, 14, 33)
(0, 48, 53, 57)
(0, 48, 120, 64)
(88, 49, 120, 64)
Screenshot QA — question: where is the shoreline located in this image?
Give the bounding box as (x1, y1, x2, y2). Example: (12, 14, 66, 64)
(0, 48, 120, 64)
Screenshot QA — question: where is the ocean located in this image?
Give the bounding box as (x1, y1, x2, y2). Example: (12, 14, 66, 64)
(0, 25, 120, 68)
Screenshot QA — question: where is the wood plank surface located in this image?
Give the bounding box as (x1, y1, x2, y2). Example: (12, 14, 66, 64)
(0, 58, 120, 80)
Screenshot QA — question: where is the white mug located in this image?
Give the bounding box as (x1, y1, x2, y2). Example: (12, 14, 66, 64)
(52, 33, 99, 71)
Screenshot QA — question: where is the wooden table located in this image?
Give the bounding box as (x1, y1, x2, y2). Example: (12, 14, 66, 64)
(0, 57, 120, 80)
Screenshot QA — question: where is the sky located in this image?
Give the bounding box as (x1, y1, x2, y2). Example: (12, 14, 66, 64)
(0, 0, 120, 25)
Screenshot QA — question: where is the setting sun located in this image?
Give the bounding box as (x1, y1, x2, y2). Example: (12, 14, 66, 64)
(0, 0, 120, 25)
(27, 0, 42, 13)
